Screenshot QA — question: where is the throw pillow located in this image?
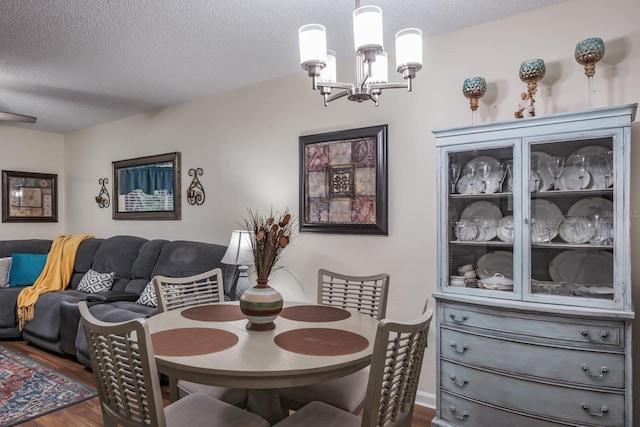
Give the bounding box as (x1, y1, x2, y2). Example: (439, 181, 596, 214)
(77, 269, 115, 293)
(0, 257, 12, 288)
(136, 280, 157, 307)
(8, 253, 48, 286)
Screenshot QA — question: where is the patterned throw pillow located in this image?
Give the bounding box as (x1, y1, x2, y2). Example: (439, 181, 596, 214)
(77, 269, 115, 293)
(136, 280, 157, 307)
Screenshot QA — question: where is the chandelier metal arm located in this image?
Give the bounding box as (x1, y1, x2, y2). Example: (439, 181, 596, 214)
(370, 81, 413, 92)
(324, 90, 350, 105)
(317, 81, 353, 91)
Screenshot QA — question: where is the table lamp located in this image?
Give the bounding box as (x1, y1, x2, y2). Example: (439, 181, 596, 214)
(221, 230, 254, 299)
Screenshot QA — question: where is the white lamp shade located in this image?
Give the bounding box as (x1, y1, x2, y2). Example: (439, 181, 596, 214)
(299, 24, 327, 67)
(318, 50, 337, 82)
(221, 230, 254, 266)
(353, 5, 383, 53)
(370, 52, 388, 83)
(395, 28, 422, 69)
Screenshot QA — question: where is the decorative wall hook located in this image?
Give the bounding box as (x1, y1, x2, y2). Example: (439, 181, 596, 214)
(95, 178, 110, 208)
(187, 168, 205, 205)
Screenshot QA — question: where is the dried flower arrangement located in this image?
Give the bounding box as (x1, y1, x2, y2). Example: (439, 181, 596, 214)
(243, 208, 295, 281)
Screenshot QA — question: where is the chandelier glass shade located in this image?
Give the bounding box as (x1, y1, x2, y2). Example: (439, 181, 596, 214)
(298, 1, 422, 106)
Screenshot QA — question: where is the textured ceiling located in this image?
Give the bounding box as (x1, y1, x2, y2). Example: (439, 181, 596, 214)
(0, 0, 567, 134)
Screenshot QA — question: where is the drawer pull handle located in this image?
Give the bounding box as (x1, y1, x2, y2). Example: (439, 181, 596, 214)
(581, 364, 609, 378)
(449, 373, 469, 387)
(580, 329, 610, 342)
(582, 404, 609, 417)
(449, 313, 468, 323)
(449, 341, 469, 353)
(449, 407, 470, 420)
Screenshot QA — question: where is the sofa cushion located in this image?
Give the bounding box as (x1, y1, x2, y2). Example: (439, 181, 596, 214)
(0, 239, 51, 258)
(131, 239, 168, 279)
(8, 253, 47, 286)
(91, 235, 148, 283)
(77, 269, 115, 293)
(152, 241, 227, 278)
(0, 257, 11, 287)
(136, 280, 157, 307)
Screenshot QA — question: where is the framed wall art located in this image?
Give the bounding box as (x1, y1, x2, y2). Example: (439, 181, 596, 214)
(2, 170, 58, 222)
(299, 124, 388, 235)
(112, 152, 181, 220)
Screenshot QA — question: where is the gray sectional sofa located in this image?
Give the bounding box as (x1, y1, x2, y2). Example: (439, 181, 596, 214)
(0, 235, 234, 367)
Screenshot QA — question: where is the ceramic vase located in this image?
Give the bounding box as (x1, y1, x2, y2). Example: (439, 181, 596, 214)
(239, 279, 283, 331)
(462, 77, 487, 124)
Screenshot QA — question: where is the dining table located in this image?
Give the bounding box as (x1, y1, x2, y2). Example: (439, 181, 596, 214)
(146, 301, 379, 425)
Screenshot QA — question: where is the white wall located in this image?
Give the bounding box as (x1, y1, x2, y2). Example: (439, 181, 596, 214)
(0, 126, 65, 239)
(4, 0, 640, 409)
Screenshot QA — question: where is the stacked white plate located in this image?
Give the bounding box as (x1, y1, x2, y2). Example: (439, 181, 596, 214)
(460, 200, 503, 241)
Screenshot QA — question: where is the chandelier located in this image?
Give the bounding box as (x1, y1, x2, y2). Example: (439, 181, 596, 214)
(298, 1, 422, 106)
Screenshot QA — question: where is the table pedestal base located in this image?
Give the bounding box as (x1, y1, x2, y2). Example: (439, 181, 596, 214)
(247, 389, 285, 425)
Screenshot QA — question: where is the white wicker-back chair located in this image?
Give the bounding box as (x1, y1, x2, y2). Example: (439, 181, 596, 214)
(275, 300, 434, 427)
(154, 268, 225, 312)
(279, 269, 390, 414)
(78, 301, 268, 427)
(154, 268, 248, 407)
(317, 269, 389, 320)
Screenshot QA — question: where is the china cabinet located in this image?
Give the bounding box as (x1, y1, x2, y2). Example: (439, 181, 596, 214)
(432, 104, 637, 427)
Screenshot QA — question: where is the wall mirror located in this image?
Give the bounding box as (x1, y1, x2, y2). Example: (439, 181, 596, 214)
(112, 152, 181, 220)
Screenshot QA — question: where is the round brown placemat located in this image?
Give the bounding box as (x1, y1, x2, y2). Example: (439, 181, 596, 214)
(151, 327, 238, 357)
(274, 328, 369, 356)
(279, 305, 351, 322)
(181, 305, 245, 322)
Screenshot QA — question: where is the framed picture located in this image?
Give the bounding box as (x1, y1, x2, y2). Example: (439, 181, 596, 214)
(112, 152, 181, 220)
(2, 170, 58, 222)
(299, 124, 388, 235)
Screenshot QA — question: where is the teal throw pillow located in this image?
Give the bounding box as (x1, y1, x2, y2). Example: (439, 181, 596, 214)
(8, 253, 48, 286)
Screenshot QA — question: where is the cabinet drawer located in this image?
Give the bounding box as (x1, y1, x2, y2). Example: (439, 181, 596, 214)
(441, 303, 623, 348)
(440, 360, 625, 427)
(441, 328, 625, 388)
(440, 391, 564, 427)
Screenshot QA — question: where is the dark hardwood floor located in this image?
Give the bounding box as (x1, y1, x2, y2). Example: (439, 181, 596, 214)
(3, 339, 436, 426)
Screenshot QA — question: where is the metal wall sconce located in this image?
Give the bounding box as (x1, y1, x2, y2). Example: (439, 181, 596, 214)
(95, 178, 110, 208)
(186, 168, 205, 206)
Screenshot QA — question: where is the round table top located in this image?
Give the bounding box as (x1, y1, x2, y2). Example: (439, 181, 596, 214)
(146, 301, 379, 389)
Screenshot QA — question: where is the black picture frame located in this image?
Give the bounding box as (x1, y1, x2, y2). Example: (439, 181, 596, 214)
(112, 152, 181, 220)
(2, 170, 58, 222)
(299, 124, 388, 235)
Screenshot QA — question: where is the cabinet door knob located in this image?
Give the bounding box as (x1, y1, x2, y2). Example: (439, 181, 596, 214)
(581, 364, 609, 378)
(449, 407, 470, 420)
(582, 403, 609, 417)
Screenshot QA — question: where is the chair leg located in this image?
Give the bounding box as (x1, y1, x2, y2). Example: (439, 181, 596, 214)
(169, 376, 179, 402)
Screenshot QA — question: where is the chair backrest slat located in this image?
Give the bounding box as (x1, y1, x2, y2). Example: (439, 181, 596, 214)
(154, 268, 224, 312)
(317, 268, 389, 320)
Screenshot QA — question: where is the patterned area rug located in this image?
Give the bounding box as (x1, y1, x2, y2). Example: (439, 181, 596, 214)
(0, 345, 97, 426)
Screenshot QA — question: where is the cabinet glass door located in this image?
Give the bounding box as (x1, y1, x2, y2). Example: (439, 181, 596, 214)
(528, 136, 615, 303)
(447, 146, 515, 296)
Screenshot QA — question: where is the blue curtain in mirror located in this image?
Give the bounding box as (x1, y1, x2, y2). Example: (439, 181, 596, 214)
(119, 165, 173, 195)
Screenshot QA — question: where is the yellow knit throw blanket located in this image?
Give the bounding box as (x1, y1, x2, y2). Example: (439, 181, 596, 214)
(17, 234, 94, 330)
